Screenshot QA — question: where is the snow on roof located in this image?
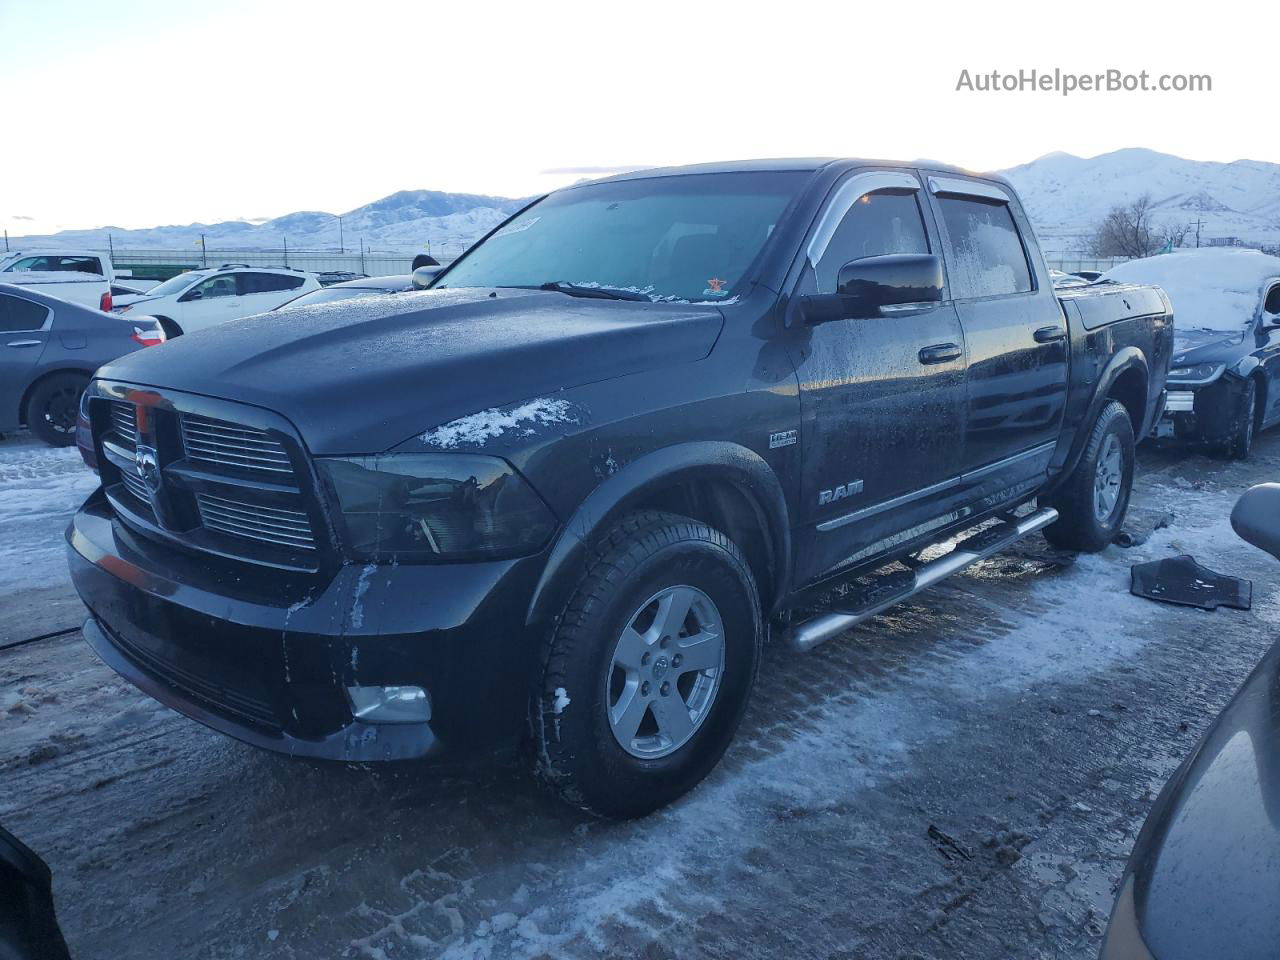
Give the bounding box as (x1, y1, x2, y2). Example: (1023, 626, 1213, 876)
(1104, 249, 1280, 332)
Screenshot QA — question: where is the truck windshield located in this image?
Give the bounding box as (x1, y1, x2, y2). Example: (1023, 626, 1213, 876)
(436, 171, 808, 303)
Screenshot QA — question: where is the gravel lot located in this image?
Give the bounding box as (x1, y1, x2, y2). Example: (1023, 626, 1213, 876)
(2, 430, 1278, 960)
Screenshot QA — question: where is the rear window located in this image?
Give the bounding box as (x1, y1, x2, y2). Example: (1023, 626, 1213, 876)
(0, 292, 50, 331)
(240, 272, 306, 294)
(5, 255, 103, 275)
(936, 196, 1033, 299)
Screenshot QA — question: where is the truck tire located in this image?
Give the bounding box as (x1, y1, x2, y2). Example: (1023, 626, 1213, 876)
(1221, 378, 1257, 460)
(1043, 400, 1135, 552)
(25, 372, 88, 447)
(531, 511, 762, 819)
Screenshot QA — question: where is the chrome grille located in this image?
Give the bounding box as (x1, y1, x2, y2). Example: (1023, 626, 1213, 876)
(110, 401, 137, 445)
(118, 466, 150, 504)
(181, 414, 293, 474)
(196, 493, 316, 550)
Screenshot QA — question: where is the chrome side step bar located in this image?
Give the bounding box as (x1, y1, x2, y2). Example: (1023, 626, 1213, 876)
(784, 507, 1059, 653)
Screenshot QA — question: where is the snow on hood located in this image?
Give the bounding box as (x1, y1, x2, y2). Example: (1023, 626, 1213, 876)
(1104, 249, 1280, 333)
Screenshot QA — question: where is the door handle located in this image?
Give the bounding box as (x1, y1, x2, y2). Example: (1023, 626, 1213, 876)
(1033, 325, 1067, 343)
(918, 343, 962, 365)
(6, 340, 42, 348)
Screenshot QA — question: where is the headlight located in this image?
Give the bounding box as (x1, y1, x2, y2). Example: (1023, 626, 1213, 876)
(317, 454, 556, 562)
(1167, 363, 1224, 383)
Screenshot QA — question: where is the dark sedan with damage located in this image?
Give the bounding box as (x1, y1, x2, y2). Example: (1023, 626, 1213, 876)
(1107, 249, 1280, 459)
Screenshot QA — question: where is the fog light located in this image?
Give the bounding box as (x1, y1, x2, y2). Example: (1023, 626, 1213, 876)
(346, 685, 432, 724)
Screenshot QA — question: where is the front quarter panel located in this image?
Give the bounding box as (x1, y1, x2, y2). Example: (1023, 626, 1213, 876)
(388, 301, 802, 623)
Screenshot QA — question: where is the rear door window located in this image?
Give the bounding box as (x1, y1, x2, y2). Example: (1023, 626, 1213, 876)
(238, 272, 305, 294)
(0, 293, 51, 331)
(936, 196, 1033, 299)
(815, 189, 930, 293)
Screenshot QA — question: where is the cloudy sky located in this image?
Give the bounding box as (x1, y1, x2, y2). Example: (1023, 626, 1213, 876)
(2, 0, 1272, 236)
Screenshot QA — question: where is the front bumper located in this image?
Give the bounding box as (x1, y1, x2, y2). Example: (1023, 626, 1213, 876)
(67, 488, 545, 761)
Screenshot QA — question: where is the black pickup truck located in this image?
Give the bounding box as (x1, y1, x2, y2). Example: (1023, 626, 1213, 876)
(67, 159, 1172, 818)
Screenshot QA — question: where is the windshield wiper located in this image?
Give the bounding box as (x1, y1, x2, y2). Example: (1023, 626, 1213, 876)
(536, 281, 652, 302)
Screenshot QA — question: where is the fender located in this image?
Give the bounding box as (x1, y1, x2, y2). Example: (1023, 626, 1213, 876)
(1050, 347, 1150, 488)
(1231, 354, 1263, 380)
(525, 441, 792, 629)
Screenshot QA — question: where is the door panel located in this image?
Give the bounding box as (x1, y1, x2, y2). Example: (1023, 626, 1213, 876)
(928, 185, 1068, 490)
(955, 296, 1068, 473)
(0, 293, 52, 430)
(793, 303, 967, 582)
(789, 173, 967, 584)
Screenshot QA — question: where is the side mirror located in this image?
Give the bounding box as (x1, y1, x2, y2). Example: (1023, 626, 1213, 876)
(180, 289, 202, 302)
(412, 265, 443, 290)
(800, 254, 943, 326)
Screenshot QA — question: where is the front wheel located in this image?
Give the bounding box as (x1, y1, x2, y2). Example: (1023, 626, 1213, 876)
(531, 511, 762, 819)
(1043, 400, 1135, 552)
(25, 372, 88, 447)
(1221, 379, 1258, 460)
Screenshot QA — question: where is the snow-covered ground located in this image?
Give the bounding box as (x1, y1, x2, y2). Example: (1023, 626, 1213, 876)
(0, 434, 98, 592)
(1, 430, 1278, 959)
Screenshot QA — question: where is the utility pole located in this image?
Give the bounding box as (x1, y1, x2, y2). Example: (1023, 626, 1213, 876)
(201, 233, 207, 267)
(283, 235, 289, 268)
(1193, 218, 1206, 248)
(3, 229, 8, 252)
(108, 233, 114, 261)
(359, 236, 365, 274)
(337, 215, 344, 254)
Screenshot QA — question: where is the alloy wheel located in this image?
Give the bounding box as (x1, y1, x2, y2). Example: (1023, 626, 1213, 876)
(606, 585, 726, 759)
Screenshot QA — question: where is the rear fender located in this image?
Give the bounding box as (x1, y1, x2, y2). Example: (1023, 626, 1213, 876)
(1049, 347, 1149, 488)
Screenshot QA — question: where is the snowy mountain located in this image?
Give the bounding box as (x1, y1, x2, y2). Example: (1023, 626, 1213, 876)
(998, 148, 1280, 253)
(8, 189, 529, 254)
(11, 149, 1280, 256)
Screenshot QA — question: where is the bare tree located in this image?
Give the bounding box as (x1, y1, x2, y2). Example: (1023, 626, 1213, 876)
(1158, 220, 1192, 251)
(1087, 195, 1166, 258)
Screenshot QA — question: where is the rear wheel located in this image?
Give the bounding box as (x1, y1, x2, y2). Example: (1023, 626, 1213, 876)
(1043, 400, 1135, 552)
(25, 372, 87, 447)
(531, 511, 761, 819)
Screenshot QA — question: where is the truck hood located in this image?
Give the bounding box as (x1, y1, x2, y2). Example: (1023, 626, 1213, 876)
(1171, 328, 1250, 367)
(96, 287, 725, 454)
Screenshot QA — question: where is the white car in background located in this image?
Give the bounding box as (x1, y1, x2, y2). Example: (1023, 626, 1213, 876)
(115, 264, 321, 336)
(0, 249, 116, 311)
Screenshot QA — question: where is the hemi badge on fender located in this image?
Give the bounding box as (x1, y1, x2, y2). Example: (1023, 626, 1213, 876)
(769, 430, 798, 449)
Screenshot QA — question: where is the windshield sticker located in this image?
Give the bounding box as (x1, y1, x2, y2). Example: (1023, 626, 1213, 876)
(493, 216, 540, 239)
(704, 277, 728, 297)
